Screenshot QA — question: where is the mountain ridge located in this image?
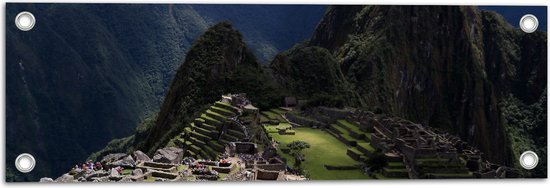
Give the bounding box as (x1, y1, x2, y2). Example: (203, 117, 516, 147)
(307, 5, 547, 176)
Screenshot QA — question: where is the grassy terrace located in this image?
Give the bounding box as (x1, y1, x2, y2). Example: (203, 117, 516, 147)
(357, 142, 376, 154)
(215, 101, 232, 108)
(264, 123, 292, 134)
(337, 119, 362, 133)
(200, 114, 222, 125)
(207, 109, 228, 118)
(270, 108, 288, 115)
(388, 162, 406, 168)
(210, 106, 234, 115)
(262, 111, 286, 122)
(260, 115, 270, 123)
(270, 127, 371, 180)
(331, 124, 348, 134)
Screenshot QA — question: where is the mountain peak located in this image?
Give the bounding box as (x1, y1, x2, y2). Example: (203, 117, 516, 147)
(141, 21, 280, 152)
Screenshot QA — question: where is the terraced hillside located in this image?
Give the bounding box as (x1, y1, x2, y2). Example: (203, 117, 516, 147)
(166, 101, 248, 160)
(260, 108, 295, 135)
(279, 107, 495, 179)
(328, 119, 408, 178)
(412, 158, 472, 179)
(261, 109, 377, 179)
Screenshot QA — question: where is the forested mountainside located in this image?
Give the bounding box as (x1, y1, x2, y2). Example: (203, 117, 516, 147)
(306, 6, 547, 177)
(5, 3, 325, 181)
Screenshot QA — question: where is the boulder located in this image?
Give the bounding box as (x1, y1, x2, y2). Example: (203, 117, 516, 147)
(132, 169, 143, 176)
(85, 170, 109, 181)
(77, 177, 86, 182)
(133, 150, 151, 162)
(108, 168, 123, 181)
(55, 174, 74, 183)
(109, 176, 122, 181)
(39, 177, 55, 183)
(130, 174, 145, 181)
(110, 155, 136, 168)
(110, 168, 120, 177)
(72, 170, 86, 179)
(119, 176, 133, 182)
(152, 147, 183, 164)
(101, 153, 127, 163)
(91, 176, 110, 182)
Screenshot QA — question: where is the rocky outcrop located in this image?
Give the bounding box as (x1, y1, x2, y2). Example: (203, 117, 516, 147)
(133, 150, 151, 162)
(152, 147, 184, 164)
(109, 155, 136, 168)
(132, 169, 143, 176)
(55, 174, 75, 183)
(39, 177, 54, 183)
(101, 153, 127, 163)
(84, 170, 109, 181)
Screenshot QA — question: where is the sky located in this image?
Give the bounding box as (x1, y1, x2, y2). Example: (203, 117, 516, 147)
(481, 6, 547, 31)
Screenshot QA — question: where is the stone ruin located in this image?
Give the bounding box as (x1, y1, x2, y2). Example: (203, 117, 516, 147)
(229, 142, 257, 156)
(281, 106, 522, 179)
(353, 110, 521, 179)
(40, 147, 188, 183)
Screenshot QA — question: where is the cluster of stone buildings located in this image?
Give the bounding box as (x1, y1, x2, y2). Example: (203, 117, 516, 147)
(278, 102, 520, 179)
(42, 94, 296, 182)
(349, 110, 520, 178)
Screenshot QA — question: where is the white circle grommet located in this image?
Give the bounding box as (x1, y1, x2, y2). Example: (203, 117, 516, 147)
(519, 151, 538, 170)
(519, 14, 538, 33)
(15, 11, 36, 31)
(15, 153, 36, 173)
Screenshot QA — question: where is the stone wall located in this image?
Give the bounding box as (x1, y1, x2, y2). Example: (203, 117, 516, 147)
(230, 142, 257, 155)
(285, 113, 324, 127)
(255, 169, 280, 180)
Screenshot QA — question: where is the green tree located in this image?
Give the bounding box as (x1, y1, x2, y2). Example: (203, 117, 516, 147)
(364, 151, 388, 174)
(286, 141, 311, 167)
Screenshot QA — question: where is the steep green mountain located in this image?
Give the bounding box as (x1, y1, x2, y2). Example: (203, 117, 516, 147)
(141, 21, 283, 153)
(89, 22, 283, 161)
(6, 3, 324, 181)
(305, 6, 546, 176)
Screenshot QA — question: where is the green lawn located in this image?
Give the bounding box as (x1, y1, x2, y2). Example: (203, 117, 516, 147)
(270, 127, 371, 180)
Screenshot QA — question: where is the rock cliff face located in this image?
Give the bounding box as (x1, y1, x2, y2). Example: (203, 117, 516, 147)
(307, 6, 547, 174)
